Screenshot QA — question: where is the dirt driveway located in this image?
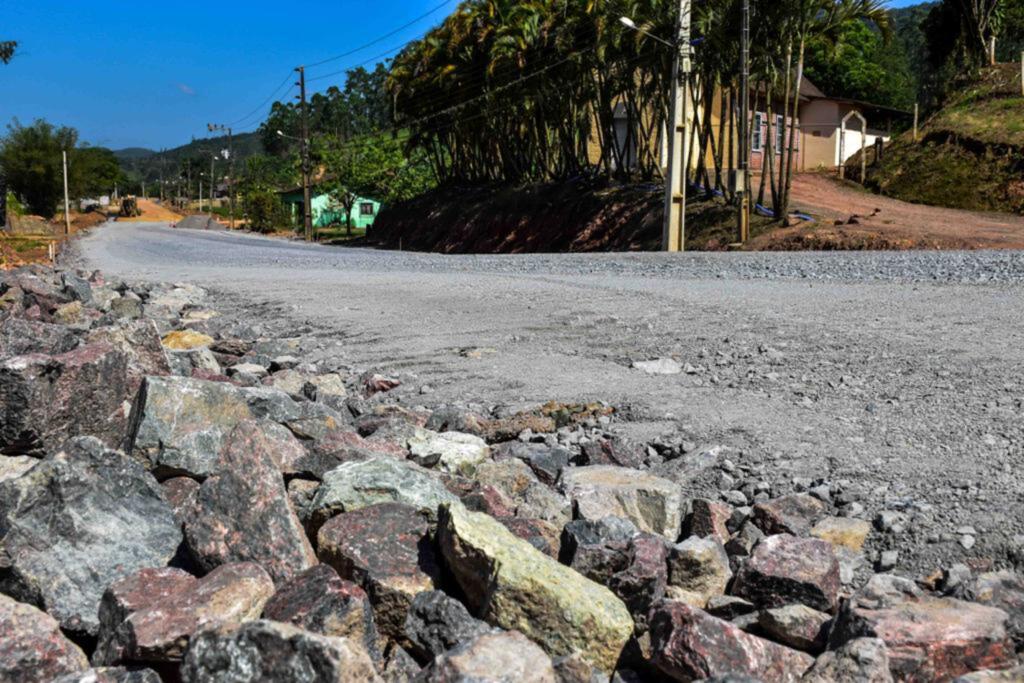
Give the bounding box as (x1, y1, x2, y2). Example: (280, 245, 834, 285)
(753, 173, 1024, 250)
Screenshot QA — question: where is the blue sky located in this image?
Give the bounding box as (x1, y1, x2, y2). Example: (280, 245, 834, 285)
(3, 0, 925, 151)
(2, 0, 454, 150)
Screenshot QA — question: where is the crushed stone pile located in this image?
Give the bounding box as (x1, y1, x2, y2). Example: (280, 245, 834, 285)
(1, 263, 1023, 682)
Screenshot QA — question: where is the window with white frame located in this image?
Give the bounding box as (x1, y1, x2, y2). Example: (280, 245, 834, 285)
(775, 114, 784, 151)
(752, 113, 764, 152)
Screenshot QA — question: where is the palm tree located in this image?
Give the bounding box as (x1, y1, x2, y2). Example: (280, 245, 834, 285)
(776, 0, 889, 218)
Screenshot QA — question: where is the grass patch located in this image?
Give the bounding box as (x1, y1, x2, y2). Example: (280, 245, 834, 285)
(317, 226, 368, 244)
(865, 65, 1024, 214)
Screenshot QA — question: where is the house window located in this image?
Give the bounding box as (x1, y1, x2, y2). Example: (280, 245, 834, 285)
(752, 113, 764, 152)
(360, 202, 375, 216)
(775, 115, 784, 152)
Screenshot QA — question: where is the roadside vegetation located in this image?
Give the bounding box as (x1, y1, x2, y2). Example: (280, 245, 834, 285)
(863, 63, 1024, 213)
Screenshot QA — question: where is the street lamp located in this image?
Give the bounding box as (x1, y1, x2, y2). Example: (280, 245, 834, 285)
(621, 4, 693, 252)
(619, 16, 676, 49)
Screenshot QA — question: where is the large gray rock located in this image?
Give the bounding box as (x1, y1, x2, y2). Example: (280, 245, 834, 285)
(0, 437, 181, 636)
(0, 455, 36, 484)
(308, 457, 458, 531)
(803, 637, 893, 682)
(408, 430, 490, 476)
(180, 620, 381, 683)
(86, 319, 171, 393)
(416, 630, 557, 682)
(0, 317, 79, 358)
(125, 376, 253, 479)
(52, 668, 162, 683)
(0, 593, 89, 682)
(561, 465, 682, 540)
(667, 536, 732, 607)
(473, 459, 571, 526)
(0, 343, 131, 455)
(184, 421, 316, 584)
(403, 590, 490, 663)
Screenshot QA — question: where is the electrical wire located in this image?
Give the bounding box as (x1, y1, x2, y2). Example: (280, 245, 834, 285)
(224, 72, 296, 127)
(305, 0, 457, 70)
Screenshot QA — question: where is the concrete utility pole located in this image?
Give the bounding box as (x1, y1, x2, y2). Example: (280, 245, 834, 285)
(662, 0, 692, 252)
(207, 123, 235, 228)
(210, 155, 216, 216)
(736, 0, 750, 243)
(297, 66, 313, 242)
(62, 150, 71, 237)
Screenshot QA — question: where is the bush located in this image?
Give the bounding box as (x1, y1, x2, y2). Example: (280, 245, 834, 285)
(241, 187, 288, 234)
(6, 191, 24, 216)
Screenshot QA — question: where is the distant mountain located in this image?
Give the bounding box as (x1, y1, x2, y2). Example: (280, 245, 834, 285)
(113, 147, 156, 160)
(116, 132, 264, 184)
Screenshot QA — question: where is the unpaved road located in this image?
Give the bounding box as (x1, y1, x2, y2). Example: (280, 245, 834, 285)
(778, 174, 1024, 249)
(77, 222, 1024, 574)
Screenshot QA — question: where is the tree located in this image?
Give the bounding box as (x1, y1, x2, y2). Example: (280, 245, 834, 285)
(238, 155, 293, 233)
(0, 41, 15, 64)
(806, 18, 914, 110)
(70, 147, 125, 198)
(0, 119, 77, 218)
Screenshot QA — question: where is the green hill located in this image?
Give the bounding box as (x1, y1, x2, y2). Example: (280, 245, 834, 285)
(865, 64, 1024, 214)
(115, 132, 264, 185)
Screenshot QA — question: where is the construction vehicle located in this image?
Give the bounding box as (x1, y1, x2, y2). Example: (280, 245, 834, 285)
(119, 196, 141, 218)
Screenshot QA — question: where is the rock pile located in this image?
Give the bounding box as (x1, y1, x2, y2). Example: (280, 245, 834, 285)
(1, 264, 1023, 682)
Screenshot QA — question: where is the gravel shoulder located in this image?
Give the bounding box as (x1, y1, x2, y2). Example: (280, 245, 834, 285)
(75, 222, 1024, 574)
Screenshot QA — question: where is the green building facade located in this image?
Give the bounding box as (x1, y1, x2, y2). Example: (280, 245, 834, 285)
(280, 189, 381, 230)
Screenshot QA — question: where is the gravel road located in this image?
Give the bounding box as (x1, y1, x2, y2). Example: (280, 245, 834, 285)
(76, 222, 1024, 574)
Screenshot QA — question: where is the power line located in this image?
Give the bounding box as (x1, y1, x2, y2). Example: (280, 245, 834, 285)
(305, 43, 408, 84)
(226, 71, 296, 127)
(206, 0, 456, 139)
(305, 0, 456, 70)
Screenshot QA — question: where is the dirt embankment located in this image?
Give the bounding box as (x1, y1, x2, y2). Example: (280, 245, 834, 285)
(369, 181, 664, 254)
(864, 64, 1024, 214)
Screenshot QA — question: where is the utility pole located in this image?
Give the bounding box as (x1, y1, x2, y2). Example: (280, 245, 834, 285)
(913, 103, 919, 142)
(159, 149, 165, 203)
(662, 0, 692, 252)
(207, 124, 235, 228)
(210, 155, 216, 215)
(297, 66, 313, 242)
(736, 0, 750, 244)
(62, 150, 71, 237)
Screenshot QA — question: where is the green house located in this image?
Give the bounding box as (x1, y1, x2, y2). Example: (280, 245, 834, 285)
(279, 187, 381, 230)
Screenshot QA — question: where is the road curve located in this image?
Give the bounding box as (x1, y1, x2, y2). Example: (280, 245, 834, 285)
(76, 222, 1024, 572)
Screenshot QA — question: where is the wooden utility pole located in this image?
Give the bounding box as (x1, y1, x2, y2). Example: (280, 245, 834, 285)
(736, 0, 750, 243)
(62, 150, 71, 236)
(662, 0, 692, 252)
(297, 66, 313, 242)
